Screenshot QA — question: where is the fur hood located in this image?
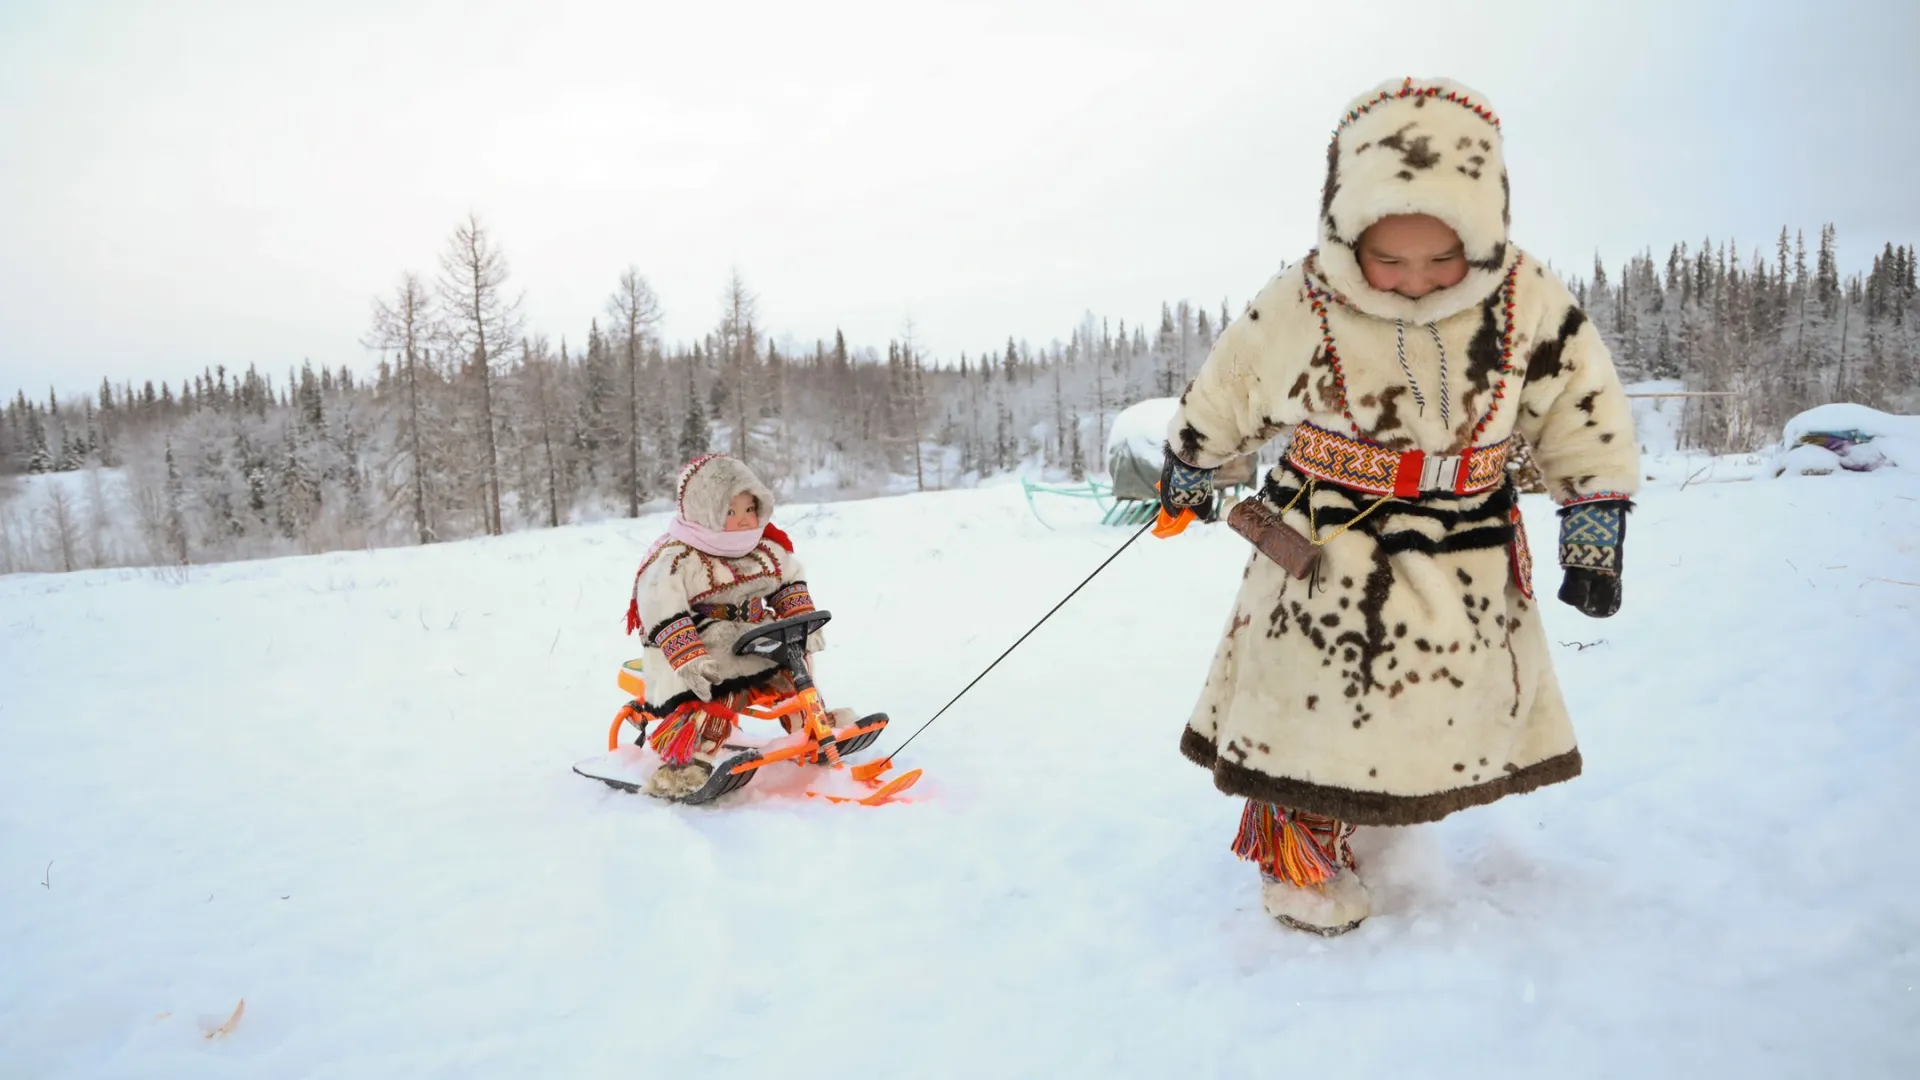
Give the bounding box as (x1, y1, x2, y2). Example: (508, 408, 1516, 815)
(673, 454, 775, 530)
(1314, 76, 1515, 325)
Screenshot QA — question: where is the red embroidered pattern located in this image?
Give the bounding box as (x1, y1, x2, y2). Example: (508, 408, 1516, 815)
(1286, 422, 1401, 492)
(685, 543, 787, 605)
(629, 536, 792, 639)
(632, 534, 678, 583)
(1302, 255, 1525, 449)
(1286, 421, 1513, 498)
(1509, 505, 1535, 600)
(673, 454, 727, 513)
(1462, 444, 1509, 490)
(650, 614, 707, 667)
(770, 581, 814, 619)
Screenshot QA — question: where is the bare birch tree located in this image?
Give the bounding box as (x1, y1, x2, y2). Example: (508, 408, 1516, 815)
(717, 271, 760, 465)
(518, 336, 565, 528)
(436, 214, 523, 536)
(364, 272, 437, 543)
(42, 481, 78, 572)
(606, 267, 663, 516)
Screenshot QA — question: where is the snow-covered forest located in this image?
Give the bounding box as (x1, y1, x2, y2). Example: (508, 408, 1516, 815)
(3, 217, 1916, 574)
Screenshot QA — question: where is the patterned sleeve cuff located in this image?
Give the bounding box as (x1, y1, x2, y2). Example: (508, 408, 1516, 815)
(770, 580, 815, 619)
(1161, 443, 1216, 509)
(1556, 489, 1633, 508)
(647, 612, 708, 667)
(1558, 499, 1628, 575)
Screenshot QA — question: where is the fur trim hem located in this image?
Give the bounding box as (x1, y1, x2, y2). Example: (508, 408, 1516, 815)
(1180, 725, 1218, 769)
(1179, 726, 1581, 826)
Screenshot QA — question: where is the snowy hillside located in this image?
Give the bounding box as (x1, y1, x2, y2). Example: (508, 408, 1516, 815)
(3, 459, 1918, 1077)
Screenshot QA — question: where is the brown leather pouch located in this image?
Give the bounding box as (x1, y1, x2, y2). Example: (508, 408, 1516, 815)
(1227, 498, 1320, 579)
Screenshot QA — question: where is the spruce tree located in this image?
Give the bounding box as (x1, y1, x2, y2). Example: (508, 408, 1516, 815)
(58, 430, 85, 471)
(26, 415, 52, 474)
(678, 366, 710, 463)
(163, 440, 189, 564)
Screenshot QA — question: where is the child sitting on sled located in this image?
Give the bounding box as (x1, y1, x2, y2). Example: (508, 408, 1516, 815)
(1155, 76, 1640, 936)
(623, 453, 853, 799)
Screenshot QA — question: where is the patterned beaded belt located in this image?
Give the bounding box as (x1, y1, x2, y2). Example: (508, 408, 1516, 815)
(1285, 421, 1511, 498)
(691, 596, 771, 624)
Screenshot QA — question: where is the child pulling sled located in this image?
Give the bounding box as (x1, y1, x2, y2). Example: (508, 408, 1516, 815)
(1156, 76, 1641, 935)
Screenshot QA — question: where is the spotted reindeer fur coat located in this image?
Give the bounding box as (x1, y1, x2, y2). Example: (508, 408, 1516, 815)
(1168, 78, 1641, 826)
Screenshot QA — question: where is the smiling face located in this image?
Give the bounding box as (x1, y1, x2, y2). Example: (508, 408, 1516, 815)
(722, 491, 761, 532)
(1356, 214, 1470, 299)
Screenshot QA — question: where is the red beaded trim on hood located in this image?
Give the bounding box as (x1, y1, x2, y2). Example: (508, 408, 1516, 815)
(1332, 77, 1502, 148)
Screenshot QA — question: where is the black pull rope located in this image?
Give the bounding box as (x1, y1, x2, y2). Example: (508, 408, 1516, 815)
(881, 517, 1155, 764)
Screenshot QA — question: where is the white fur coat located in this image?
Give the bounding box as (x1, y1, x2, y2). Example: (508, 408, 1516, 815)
(627, 455, 820, 714)
(1168, 78, 1641, 825)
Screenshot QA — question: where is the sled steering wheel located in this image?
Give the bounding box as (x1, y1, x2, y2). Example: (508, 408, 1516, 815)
(732, 610, 833, 673)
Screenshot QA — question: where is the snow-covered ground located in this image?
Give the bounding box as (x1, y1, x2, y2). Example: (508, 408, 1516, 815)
(4, 456, 1918, 1077)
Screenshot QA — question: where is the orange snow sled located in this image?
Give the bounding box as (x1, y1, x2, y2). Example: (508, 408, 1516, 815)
(586, 611, 921, 806)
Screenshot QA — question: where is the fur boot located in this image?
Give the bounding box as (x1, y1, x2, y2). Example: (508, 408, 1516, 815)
(1260, 868, 1372, 937)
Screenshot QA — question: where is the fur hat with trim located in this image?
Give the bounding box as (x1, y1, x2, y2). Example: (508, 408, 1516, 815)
(674, 453, 775, 531)
(1314, 76, 1515, 325)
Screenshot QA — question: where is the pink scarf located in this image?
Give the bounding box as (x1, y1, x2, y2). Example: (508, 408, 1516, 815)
(668, 515, 764, 558)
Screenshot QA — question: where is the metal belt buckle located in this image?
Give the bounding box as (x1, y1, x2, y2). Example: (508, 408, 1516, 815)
(1421, 454, 1462, 493)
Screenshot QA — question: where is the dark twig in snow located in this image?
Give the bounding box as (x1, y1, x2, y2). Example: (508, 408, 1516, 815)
(1558, 639, 1606, 651)
(41, 860, 51, 889)
(550, 628, 562, 654)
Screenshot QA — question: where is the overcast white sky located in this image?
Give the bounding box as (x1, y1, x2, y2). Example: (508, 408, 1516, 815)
(2, 0, 1915, 399)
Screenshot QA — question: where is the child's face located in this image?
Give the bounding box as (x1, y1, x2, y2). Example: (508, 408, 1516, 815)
(1357, 214, 1470, 300)
(723, 492, 760, 532)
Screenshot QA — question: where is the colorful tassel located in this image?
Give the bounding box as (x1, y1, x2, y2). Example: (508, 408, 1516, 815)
(1231, 800, 1355, 887)
(648, 710, 706, 765)
(625, 597, 642, 636)
(648, 700, 744, 766)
